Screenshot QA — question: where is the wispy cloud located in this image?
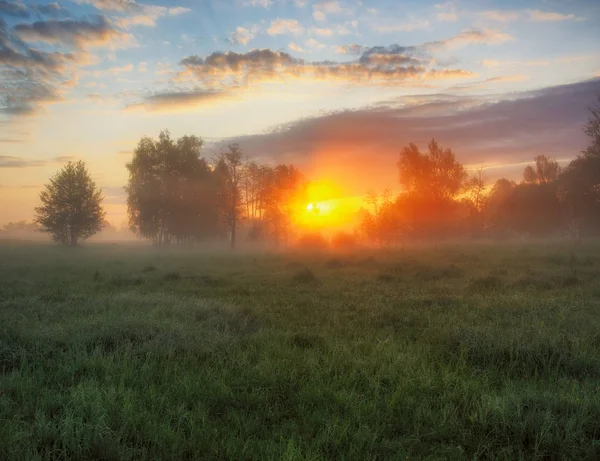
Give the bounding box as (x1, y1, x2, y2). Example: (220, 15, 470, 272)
(424, 28, 514, 51)
(127, 89, 232, 112)
(243, 0, 273, 7)
(229, 26, 258, 45)
(267, 19, 304, 35)
(478, 9, 582, 23)
(372, 19, 430, 33)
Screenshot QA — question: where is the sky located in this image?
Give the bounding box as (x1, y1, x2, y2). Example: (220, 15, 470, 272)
(0, 0, 599, 226)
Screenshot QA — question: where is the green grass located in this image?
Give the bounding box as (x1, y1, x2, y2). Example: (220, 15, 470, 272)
(1, 241, 599, 460)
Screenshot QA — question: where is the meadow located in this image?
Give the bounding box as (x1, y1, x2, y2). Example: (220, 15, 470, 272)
(0, 240, 599, 460)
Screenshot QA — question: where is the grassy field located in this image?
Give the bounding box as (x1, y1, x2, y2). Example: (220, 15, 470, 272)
(0, 240, 599, 460)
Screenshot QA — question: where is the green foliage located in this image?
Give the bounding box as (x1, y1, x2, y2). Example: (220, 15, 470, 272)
(35, 160, 105, 246)
(126, 130, 220, 246)
(0, 241, 600, 459)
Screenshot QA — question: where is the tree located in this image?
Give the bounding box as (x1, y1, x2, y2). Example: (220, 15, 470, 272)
(396, 139, 467, 239)
(216, 143, 245, 249)
(463, 169, 486, 236)
(556, 98, 600, 235)
(35, 161, 105, 246)
(501, 182, 562, 236)
(397, 139, 466, 201)
(523, 155, 560, 184)
(126, 131, 219, 246)
(582, 96, 600, 158)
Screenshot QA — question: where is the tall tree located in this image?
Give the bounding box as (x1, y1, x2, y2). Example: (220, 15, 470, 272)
(396, 139, 466, 238)
(397, 139, 466, 201)
(583, 96, 600, 158)
(35, 161, 105, 246)
(216, 143, 245, 249)
(463, 169, 486, 236)
(126, 131, 218, 245)
(523, 155, 560, 184)
(557, 98, 600, 235)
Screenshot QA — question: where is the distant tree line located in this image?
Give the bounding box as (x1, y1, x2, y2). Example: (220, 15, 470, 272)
(359, 97, 600, 244)
(28, 97, 600, 247)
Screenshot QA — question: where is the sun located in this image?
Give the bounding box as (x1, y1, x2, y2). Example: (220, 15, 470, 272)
(306, 202, 320, 213)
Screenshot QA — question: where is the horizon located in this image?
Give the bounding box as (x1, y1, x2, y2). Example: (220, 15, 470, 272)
(1, 0, 599, 227)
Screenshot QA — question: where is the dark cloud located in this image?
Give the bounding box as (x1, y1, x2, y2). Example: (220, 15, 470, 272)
(0, 1, 70, 18)
(130, 89, 230, 111)
(1, 10, 128, 116)
(14, 15, 124, 48)
(53, 155, 77, 162)
(176, 46, 473, 91)
(0, 155, 46, 168)
(0, 0, 28, 18)
(212, 79, 600, 191)
(0, 154, 79, 168)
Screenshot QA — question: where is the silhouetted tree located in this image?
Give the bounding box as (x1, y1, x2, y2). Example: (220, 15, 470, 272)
(35, 161, 105, 246)
(216, 143, 245, 249)
(463, 169, 486, 236)
(501, 182, 563, 236)
(396, 139, 467, 239)
(557, 98, 600, 235)
(523, 155, 560, 184)
(483, 178, 516, 236)
(126, 131, 219, 245)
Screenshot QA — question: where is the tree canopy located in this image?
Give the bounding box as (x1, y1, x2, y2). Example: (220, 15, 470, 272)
(35, 161, 105, 246)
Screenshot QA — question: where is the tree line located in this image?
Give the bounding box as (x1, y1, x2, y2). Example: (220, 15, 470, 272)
(29, 97, 600, 247)
(358, 98, 600, 245)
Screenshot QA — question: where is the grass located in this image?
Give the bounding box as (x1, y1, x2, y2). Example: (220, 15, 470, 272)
(0, 240, 599, 460)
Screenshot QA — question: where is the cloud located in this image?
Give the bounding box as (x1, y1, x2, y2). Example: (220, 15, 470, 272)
(0, 1, 70, 18)
(14, 16, 135, 49)
(527, 10, 580, 22)
(267, 19, 304, 36)
(478, 10, 520, 22)
(479, 9, 582, 23)
(113, 4, 191, 28)
(0, 0, 29, 18)
(305, 38, 326, 50)
(0, 156, 47, 168)
(372, 19, 430, 33)
(171, 44, 474, 98)
(313, 11, 326, 21)
(425, 28, 513, 51)
(243, 0, 272, 7)
(310, 27, 334, 37)
(0, 155, 74, 168)
(435, 1, 460, 22)
(312, 1, 351, 22)
(212, 79, 600, 189)
(74, 0, 138, 12)
(127, 88, 231, 112)
(0, 11, 125, 116)
(229, 26, 256, 45)
(335, 43, 364, 55)
(289, 43, 305, 53)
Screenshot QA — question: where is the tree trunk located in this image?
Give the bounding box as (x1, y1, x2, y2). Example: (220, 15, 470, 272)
(231, 218, 236, 249)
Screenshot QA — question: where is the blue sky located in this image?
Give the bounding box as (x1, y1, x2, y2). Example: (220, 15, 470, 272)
(0, 0, 599, 224)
